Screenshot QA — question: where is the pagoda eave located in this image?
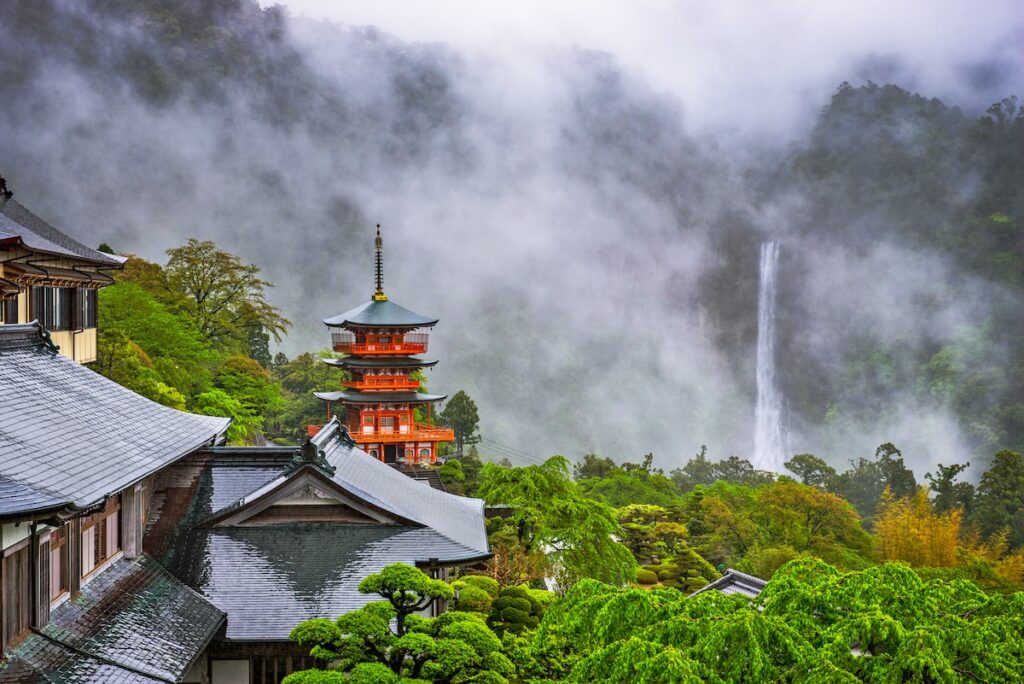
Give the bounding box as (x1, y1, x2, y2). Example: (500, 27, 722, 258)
(322, 299, 438, 329)
(322, 356, 438, 370)
(314, 390, 447, 404)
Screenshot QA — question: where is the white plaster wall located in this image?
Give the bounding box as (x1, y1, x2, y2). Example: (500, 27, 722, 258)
(2, 522, 30, 550)
(211, 660, 249, 684)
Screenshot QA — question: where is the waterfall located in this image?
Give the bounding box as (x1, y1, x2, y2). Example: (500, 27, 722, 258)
(753, 241, 786, 472)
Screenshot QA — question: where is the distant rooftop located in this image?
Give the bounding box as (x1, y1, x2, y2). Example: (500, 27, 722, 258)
(689, 568, 768, 599)
(0, 197, 123, 266)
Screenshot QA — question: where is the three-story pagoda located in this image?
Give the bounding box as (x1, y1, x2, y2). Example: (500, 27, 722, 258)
(315, 227, 454, 464)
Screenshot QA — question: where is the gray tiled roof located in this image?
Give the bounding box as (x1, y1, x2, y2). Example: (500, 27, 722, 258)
(0, 638, 164, 683)
(147, 430, 490, 641)
(1, 555, 224, 682)
(312, 418, 489, 554)
(0, 324, 230, 515)
(171, 524, 483, 640)
(689, 568, 768, 599)
(322, 298, 437, 328)
(0, 198, 121, 266)
(0, 474, 67, 518)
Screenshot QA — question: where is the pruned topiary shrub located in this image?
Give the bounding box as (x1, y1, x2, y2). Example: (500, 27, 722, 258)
(487, 586, 543, 636)
(635, 568, 659, 585)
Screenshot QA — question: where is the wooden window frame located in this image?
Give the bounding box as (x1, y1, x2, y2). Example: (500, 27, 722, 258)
(48, 526, 69, 603)
(0, 297, 18, 324)
(80, 496, 121, 579)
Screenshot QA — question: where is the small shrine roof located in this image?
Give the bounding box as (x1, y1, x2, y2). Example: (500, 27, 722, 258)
(323, 356, 438, 369)
(0, 323, 230, 518)
(689, 568, 768, 599)
(322, 298, 438, 328)
(314, 390, 446, 404)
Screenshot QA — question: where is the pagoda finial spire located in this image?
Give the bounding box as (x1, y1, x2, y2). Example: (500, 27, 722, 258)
(373, 224, 388, 301)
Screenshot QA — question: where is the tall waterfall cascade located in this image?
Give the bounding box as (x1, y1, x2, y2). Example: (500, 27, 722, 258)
(753, 241, 786, 472)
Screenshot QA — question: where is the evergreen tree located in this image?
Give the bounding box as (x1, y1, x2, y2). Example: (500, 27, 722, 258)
(438, 389, 481, 453)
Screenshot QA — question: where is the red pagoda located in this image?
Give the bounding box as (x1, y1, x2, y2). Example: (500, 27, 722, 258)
(315, 226, 454, 464)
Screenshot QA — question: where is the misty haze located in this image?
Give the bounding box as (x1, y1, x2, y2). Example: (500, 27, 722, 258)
(1, 0, 1022, 479)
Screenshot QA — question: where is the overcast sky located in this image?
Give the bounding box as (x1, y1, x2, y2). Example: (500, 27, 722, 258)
(271, 0, 1024, 139)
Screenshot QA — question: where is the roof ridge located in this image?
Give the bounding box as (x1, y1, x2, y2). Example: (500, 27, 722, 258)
(0, 321, 60, 354)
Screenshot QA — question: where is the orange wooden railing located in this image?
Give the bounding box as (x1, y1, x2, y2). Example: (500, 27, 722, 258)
(343, 377, 421, 391)
(306, 423, 453, 443)
(331, 332, 430, 355)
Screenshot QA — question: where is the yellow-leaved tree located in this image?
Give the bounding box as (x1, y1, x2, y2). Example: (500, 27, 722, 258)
(874, 487, 961, 567)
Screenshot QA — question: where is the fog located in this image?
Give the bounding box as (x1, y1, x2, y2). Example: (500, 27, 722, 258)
(0, 0, 1021, 475)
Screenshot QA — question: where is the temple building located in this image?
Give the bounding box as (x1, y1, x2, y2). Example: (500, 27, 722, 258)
(314, 227, 454, 465)
(0, 323, 230, 682)
(0, 182, 124, 363)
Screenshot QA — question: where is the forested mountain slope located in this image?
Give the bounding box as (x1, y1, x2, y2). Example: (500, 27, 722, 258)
(0, 0, 1020, 471)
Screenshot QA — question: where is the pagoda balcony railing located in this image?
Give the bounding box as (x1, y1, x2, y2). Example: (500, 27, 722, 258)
(352, 423, 455, 444)
(343, 377, 422, 391)
(331, 331, 429, 355)
(304, 422, 455, 443)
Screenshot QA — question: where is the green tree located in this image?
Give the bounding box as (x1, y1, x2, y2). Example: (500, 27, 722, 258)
(925, 462, 975, 515)
(476, 456, 637, 588)
(713, 456, 775, 487)
(99, 282, 215, 396)
(784, 453, 837, 488)
(438, 390, 481, 453)
(533, 558, 1024, 683)
(573, 453, 619, 480)
(288, 564, 513, 682)
(193, 388, 261, 444)
(487, 586, 544, 636)
(972, 449, 1024, 549)
(215, 355, 281, 419)
(669, 445, 716, 493)
(94, 328, 187, 410)
(164, 238, 290, 350)
(832, 443, 917, 521)
(578, 466, 681, 507)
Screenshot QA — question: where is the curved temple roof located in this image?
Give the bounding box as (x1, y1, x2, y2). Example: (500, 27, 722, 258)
(323, 298, 438, 328)
(0, 323, 230, 517)
(0, 198, 123, 266)
(309, 418, 489, 554)
(323, 356, 438, 369)
(314, 389, 447, 404)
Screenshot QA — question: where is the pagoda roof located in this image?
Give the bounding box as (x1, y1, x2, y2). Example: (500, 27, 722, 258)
(0, 323, 230, 519)
(0, 197, 124, 266)
(323, 298, 438, 328)
(314, 390, 446, 404)
(324, 356, 438, 370)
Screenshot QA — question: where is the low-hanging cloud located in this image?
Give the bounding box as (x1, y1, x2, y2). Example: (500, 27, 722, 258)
(0, 0, 1020, 478)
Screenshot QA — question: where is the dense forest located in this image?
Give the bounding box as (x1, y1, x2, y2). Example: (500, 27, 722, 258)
(276, 449, 1024, 683)
(1, 0, 1021, 470)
